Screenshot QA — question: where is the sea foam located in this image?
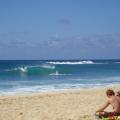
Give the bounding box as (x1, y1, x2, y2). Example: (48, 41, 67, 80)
(48, 61, 94, 65)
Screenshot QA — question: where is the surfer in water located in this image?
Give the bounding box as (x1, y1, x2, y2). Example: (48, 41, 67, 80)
(95, 89, 120, 119)
(20, 65, 27, 72)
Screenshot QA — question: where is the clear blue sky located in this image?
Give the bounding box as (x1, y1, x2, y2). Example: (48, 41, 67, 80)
(0, 0, 120, 59)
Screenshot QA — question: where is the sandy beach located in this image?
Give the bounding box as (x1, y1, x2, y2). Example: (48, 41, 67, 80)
(0, 87, 119, 120)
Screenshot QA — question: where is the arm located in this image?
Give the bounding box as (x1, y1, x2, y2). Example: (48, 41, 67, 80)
(96, 101, 110, 113)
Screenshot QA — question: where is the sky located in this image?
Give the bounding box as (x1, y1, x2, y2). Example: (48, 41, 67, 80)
(0, 0, 120, 60)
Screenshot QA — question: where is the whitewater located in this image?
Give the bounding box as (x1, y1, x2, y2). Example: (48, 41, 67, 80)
(0, 60, 120, 95)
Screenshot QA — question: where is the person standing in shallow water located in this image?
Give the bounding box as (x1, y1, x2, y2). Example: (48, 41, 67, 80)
(95, 89, 120, 118)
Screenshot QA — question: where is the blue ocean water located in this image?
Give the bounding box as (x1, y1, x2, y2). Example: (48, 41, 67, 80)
(0, 60, 120, 95)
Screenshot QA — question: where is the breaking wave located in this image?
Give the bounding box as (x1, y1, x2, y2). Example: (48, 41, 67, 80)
(47, 61, 94, 65)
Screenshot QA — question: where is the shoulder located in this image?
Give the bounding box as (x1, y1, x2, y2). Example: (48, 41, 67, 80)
(116, 96, 120, 102)
(107, 98, 112, 104)
(109, 96, 117, 103)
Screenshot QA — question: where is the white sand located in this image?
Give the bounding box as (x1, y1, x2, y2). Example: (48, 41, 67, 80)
(0, 87, 119, 120)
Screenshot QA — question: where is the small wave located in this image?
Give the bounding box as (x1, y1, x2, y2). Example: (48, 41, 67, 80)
(48, 61, 94, 65)
(41, 64, 55, 69)
(4, 64, 55, 72)
(26, 65, 55, 69)
(4, 68, 19, 72)
(49, 71, 71, 76)
(4, 67, 28, 72)
(0, 83, 119, 95)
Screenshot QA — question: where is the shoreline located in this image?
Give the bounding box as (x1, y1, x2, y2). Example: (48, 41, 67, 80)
(0, 86, 119, 120)
(0, 84, 120, 96)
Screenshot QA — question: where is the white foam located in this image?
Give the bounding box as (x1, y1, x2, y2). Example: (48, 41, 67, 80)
(1, 82, 119, 95)
(22, 64, 55, 70)
(4, 68, 19, 72)
(19, 67, 28, 72)
(48, 61, 94, 65)
(41, 64, 55, 69)
(4, 64, 55, 72)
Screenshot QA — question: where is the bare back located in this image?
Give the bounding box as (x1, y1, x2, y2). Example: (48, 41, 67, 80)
(109, 96, 120, 113)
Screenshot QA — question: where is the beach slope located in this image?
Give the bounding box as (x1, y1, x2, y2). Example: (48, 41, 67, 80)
(0, 87, 119, 120)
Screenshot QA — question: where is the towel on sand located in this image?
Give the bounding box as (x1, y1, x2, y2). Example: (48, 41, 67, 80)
(95, 112, 120, 120)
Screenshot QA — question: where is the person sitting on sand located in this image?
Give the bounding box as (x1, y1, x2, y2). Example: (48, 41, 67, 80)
(95, 89, 120, 118)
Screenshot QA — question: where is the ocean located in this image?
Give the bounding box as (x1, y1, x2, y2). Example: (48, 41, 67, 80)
(0, 60, 120, 95)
